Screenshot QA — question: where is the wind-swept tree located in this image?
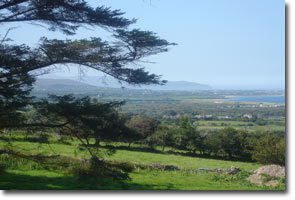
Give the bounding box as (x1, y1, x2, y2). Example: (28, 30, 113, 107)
(0, 0, 175, 130)
(0, 0, 175, 179)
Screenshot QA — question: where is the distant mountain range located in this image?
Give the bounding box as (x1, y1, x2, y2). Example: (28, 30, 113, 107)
(37, 75, 212, 91)
(34, 79, 100, 91)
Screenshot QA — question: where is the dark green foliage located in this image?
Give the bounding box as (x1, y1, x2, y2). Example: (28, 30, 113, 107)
(120, 126, 143, 148)
(200, 128, 253, 160)
(237, 130, 252, 159)
(126, 116, 159, 139)
(0, 0, 174, 130)
(0, 163, 5, 174)
(0, 0, 134, 35)
(24, 134, 49, 143)
(34, 95, 126, 147)
(218, 128, 242, 158)
(70, 157, 129, 180)
(0, 43, 36, 129)
(249, 133, 285, 165)
(202, 130, 222, 155)
(147, 123, 175, 151)
(174, 116, 202, 153)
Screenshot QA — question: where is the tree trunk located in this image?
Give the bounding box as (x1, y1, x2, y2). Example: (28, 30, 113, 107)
(228, 152, 232, 159)
(95, 138, 100, 147)
(162, 145, 165, 152)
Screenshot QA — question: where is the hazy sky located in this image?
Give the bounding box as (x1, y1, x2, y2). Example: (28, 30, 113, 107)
(0, 0, 285, 89)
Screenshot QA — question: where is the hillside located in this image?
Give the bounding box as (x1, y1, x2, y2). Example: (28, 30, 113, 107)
(34, 79, 100, 92)
(38, 75, 212, 91)
(75, 76, 212, 90)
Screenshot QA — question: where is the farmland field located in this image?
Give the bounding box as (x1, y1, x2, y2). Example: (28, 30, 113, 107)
(0, 132, 285, 190)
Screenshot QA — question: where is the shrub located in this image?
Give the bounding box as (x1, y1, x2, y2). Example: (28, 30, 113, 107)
(249, 133, 285, 165)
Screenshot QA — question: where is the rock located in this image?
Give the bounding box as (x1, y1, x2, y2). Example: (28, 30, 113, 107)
(150, 163, 164, 169)
(213, 166, 241, 175)
(247, 174, 264, 185)
(265, 180, 279, 187)
(247, 175, 280, 187)
(149, 163, 180, 171)
(254, 165, 285, 178)
(227, 166, 241, 175)
(246, 165, 285, 187)
(164, 165, 180, 171)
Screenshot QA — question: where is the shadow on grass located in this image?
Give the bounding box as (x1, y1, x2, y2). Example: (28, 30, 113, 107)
(0, 136, 72, 145)
(0, 171, 161, 190)
(100, 144, 254, 163)
(1, 135, 252, 163)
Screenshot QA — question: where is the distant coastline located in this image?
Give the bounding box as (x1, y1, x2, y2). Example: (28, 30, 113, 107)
(224, 95, 285, 104)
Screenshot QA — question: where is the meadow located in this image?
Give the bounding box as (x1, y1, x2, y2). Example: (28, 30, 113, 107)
(0, 133, 285, 190)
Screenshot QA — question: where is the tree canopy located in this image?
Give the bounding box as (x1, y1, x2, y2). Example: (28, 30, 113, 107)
(0, 0, 175, 129)
(0, 0, 175, 179)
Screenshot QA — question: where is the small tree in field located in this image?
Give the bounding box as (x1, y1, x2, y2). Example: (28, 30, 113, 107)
(147, 123, 175, 151)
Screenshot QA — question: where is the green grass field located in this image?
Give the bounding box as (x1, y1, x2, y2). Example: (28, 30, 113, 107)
(194, 120, 285, 132)
(0, 135, 285, 190)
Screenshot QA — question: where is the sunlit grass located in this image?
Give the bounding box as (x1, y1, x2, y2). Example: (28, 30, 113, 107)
(0, 135, 284, 190)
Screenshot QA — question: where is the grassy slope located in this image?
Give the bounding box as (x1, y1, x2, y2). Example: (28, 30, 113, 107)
(0, 138, 284, 190)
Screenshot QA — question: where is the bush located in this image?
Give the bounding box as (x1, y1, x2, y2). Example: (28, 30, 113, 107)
(249, 133, 285, 165)
(211, 170, 252, 185)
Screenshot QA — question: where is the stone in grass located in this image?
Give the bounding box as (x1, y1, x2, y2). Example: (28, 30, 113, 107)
(212, 166, 241, 175)
(226, 166, 241, 175)
(247, 174, 264, 185)
(254, 165, 285, 178)
(246, 174, 280, 187)
(265, 180, 279, 187)
(247, 165, 285, 187)
(164, 165, 180, 171)
(149, 163, 180, 171)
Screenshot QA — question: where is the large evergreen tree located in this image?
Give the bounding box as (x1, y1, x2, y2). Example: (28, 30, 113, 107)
(0, 0, 175, 129)
(0, 0, 175, 179)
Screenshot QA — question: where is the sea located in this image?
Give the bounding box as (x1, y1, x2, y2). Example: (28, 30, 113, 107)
(226, 96, 285, 104)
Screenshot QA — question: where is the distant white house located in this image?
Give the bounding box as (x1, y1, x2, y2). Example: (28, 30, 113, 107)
(217, 116, 230, 119)
(194, 115, 203, 119)
(243, 114, 252, 119)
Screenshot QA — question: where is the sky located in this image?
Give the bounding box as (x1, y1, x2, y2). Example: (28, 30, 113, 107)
(0, 0, 285, 90)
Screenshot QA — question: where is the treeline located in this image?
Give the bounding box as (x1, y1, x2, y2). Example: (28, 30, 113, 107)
(119, 116, 285, 166)
(14, 98, 285, 166)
